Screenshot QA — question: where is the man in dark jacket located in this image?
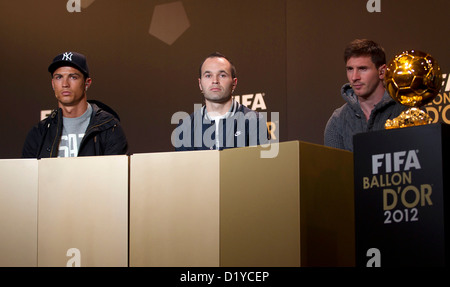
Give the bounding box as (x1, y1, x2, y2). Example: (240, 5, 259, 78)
(22, 51, 128, 158)
(172, 52, 269, 151)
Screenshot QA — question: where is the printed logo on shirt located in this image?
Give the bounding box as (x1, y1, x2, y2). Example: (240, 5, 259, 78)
(59, 133, 84, 157)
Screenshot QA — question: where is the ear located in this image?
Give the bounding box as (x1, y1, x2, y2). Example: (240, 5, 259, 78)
(198, 78, 203, 92)
(378, 64, 386, 80)
(85, 78, 92, 87)
(84, 78, 92, 91)
(232, 77, 238, 93)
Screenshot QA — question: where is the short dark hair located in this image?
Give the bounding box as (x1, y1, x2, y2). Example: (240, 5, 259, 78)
(199, 52, 237, 78)
(344, 39, 386, 68)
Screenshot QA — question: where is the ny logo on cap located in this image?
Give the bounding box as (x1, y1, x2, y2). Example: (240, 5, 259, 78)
(62, 52, 73, 61)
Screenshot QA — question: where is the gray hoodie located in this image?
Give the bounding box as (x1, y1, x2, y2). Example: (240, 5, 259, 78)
(324, 83, 405, 152)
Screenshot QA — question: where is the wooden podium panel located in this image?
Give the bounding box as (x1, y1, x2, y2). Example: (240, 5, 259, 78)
(220, 141, 354, 266)
(220, 143, 300, 266)
(37, 156, 128, 267)
(130, 141, 354, 267)
(0, 159, 38, 267)
(130, 151, 220, 267)
(297, 142, 354, 266)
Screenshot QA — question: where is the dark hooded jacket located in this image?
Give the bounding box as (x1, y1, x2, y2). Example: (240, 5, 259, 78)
(22, 100, 128, 158)
(173, 100, 269, 151)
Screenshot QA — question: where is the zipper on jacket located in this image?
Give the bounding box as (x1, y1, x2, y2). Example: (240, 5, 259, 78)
(49, 110, 61, 157)
(84, 118, 114, 135)
(78, 118, 114, 151)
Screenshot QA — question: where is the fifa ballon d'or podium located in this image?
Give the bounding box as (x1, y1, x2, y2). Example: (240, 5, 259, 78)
(354, 50, 449, 267)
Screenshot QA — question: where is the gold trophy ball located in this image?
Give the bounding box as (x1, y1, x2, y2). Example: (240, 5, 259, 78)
(384, 50, 443, 129)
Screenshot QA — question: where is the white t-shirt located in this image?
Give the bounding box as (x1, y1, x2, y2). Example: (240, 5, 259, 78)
(209, 113, 228, 150)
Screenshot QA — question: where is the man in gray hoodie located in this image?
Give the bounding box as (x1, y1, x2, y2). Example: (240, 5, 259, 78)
(324, 39, 405, 151)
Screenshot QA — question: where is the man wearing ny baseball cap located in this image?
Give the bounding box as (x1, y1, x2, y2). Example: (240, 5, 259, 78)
(48, 51, 90, 78)
(22, 51, 128, 158)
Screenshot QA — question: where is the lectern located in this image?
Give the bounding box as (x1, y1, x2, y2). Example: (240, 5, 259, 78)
(0, 156, 129, 267)
(37, 155, 129, 267)
(354, 123, 449, 267)
(0, 159, 38, 267)
(129, 141, 354, 267)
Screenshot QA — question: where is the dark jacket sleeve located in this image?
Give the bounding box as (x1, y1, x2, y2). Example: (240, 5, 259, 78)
(174, 115, 195, 151)
(22, 126, 42, 158)
(102, 123, 128, 155)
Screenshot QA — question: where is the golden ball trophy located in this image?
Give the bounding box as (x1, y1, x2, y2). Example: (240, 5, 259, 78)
(384, 50, 443, 129)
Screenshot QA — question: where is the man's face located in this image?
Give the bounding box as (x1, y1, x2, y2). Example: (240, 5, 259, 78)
(346, 56, 385, 99)
(51, 66, 90, 108)
(198, 57, 237, 104)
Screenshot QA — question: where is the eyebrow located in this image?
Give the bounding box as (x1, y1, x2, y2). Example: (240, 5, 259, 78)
(53, 72, 82, 77)
(346, 65, 369, 69)
(202, 70, 229, 75)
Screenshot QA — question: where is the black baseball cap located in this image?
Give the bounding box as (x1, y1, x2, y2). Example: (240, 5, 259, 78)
(48, 51, 89, 78)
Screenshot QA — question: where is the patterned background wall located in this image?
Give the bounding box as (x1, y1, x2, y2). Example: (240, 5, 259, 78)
(0, 0, 448, 158)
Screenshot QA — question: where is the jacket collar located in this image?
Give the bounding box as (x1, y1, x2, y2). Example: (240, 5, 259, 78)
(341, 83, 396, 112)
(201, 99, 240, 121)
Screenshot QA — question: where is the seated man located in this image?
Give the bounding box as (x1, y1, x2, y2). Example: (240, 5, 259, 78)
(172, 52, 269, 151)
(324, 39, 405, 152)
(22, 51, 128, 158)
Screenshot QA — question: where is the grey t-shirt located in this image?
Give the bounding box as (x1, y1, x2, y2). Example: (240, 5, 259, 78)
(58, 104, 92, 157)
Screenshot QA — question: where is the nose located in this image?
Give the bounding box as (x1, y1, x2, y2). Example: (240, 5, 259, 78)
(212, 75, 220, 84)
(62, 76, 69, 87)
(350, 70, 360, 82)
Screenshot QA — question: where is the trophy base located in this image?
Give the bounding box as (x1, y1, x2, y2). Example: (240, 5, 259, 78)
(385, 107, 432, 130)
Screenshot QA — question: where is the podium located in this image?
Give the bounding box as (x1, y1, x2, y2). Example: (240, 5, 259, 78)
(0, 156, 128, 267)
(354, 123, 449, 267)
(1, 141, 354, 267)
(0, 159, 38, 267)
(130, 141, 354, 267)
(37, 156, 129, 267)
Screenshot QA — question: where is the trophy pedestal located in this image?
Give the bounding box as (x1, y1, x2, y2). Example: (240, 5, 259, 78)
(385, 107, 432, 129)
(353, 123, 450, 267)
